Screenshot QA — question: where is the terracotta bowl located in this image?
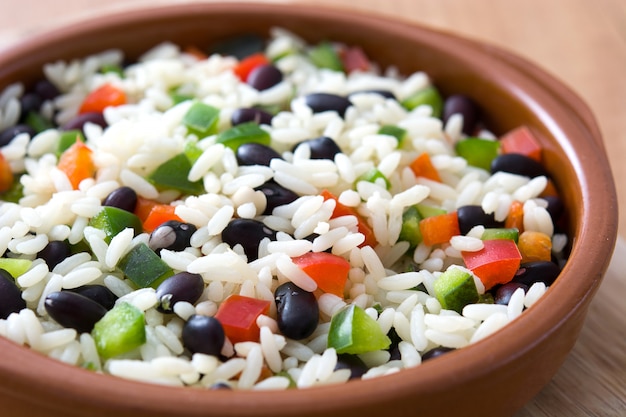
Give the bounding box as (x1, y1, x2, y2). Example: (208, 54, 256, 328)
(0, 3, 618, 417)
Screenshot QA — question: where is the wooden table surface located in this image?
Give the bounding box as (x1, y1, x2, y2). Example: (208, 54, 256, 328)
(0, 1, 624, 416)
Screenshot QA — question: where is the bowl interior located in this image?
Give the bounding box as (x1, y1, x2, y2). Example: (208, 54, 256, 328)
(0, 3, 618, 417)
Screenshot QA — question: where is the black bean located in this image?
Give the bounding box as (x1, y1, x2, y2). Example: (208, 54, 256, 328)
(221, 218, 276, 261)
(348, 90, 397, 100)
(386, 327, 402, 361)
(254, 181, 299, 215)
(37, 240, 71, 270)
(102, 186, 137, 213)
(246, 64, 283, 91)
(182, 314, 225, 356)
(44, 291, 107, 333)
(19, 93, 43, 119)
(512, 261, 561, 287)
(456, 205, 503, 235)
(148, 220, 197, 253)
(442, 94, 480, 135)
(155, 272, 204, 313)
(422, 346, 455, 361)
(0, 269, 26, 319)
(274, 282, 319, 340)
(230, 107, 273, 126)
(490, 153, 548, 178)
(61, 112, 107, 132)
(304, 93, 352, 117)
(335, 353, 369, 379)
(494, 282, 529, 305)
(293, 136, 342, 160)
(236, 142, 282, 166)
(210, 34, 266, 60)
(65, 285, 118, 310)
(0, 124, 37, 147)
(34, 79, 60, 102)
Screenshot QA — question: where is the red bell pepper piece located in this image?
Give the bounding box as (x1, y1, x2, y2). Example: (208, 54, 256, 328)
(0, 152, 14, 193)
(320, 189, 377, 248)
(500, 126, 542, 163)
(142, 204, 183, 233)
(419, 211, 460, 246)
(292, 252, 351, 297)
(338, 46, 370, 73)
(57, 140, 95, 190)
(461, 239, 522, 290)
(233, 53, 270, 82)
(79, 83, 127, 114)
(409, 152, 442, 182)
(214, 295, 271, 344)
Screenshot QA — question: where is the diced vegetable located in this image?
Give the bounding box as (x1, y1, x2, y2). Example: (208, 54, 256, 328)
(0, 258, 33, 278)
(401, 86, 443, 117)
(327, 304, 391, 354)
(291, 252, 351, 297)
(78, 83, 126, 114)
(481, 228, 519, 242)
(214, 294, 271, 344)
(142, 204, 183, 233)
(461, 239, 522, 290)
(419, 211, 460, 246)
(92, 302, 146, 359)
(89, 206, 143, 243)
(118, 242, 174, 288)
(183, 140, 204, 164)
(309, 42, 344, 72)
(505, 200, 525, 233)
(455, 138, 500, 171)
(215, 122, 271, 152)
(233, 53, 270, 81)
(147, 153, 204, 195)
(182, 102, 220, 138)
(378, 125, 407, 146)
(433, 266, 479, 313)
(415, 203, 447, 218)
(338, 46, 369, 73)
(183, 45, 208, 61)
(57, 130, 85, 156)
(409, 152, 442, 182)
(518, 231, 552, 263)
(399, 205, 423, 247)
(25, 111, 54, 133)
(355, 167, 391, 189)
(500, 126, 542, 162)
(320, 189, 377, 248)
(57, 140, 95, 190)
(0, 152, 14, 193)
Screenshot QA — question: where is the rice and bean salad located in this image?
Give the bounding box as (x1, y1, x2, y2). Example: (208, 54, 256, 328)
(0, 28, 568, 390)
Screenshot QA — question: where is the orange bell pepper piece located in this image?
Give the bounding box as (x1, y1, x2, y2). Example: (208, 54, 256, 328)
(320, 189, 377, 248)
(292, 252, 351, 297)
(410, 152, 442, 182)
(79, 83, 127, 114)
(419, 211, 460, 246)
(57, 140, 95, 190)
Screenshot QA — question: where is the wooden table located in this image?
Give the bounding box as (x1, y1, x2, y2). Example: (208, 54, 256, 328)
(0, 1, 624, 416)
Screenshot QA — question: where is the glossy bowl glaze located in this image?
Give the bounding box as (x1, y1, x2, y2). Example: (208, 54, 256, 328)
(0, 3, 617, 417)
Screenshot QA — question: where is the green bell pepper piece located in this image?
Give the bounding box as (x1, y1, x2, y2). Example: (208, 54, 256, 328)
(89, 206, 143, 244)
(92, 302, 146, 359)
(119, 242, 173, 289)
(433, 267, 479, 313)
(455, 137, 500, 171)
(148, 153, 204, 195)
(183, 102, 220, 138)
(378, 125, 407, 147)
(481, 228, 519, 243)
(57, 130, 85, 156)
(215, 122, 271, 152)
(328, 304, 391, 354)
(399, 205, 423, 247)
(308, 41, 344, 72)
(355, 167, 391, 190)
(401, 85, 443, 117)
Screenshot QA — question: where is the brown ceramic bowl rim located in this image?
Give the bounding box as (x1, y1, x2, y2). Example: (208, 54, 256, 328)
(0, 2, 618, 416)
